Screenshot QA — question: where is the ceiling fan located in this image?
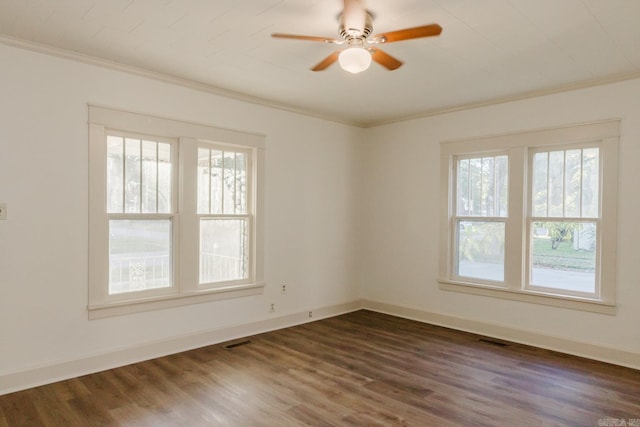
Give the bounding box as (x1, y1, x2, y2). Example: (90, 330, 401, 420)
(271, 0, 442, 74)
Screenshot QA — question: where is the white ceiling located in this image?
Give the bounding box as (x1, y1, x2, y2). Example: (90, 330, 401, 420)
(1, 0, 640, 126)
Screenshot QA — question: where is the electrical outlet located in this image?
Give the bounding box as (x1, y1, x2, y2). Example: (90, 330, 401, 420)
(281, 284, 287, 294)
(308, 311, 313, 318)
(0, 203, 6, 220)
(270, 303, 275, 313)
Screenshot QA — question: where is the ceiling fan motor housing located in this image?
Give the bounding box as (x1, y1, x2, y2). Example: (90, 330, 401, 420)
(338, 11, 374, 41)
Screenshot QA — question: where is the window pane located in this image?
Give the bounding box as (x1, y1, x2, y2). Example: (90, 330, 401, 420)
(141, 140, 157, 214)
(564, 149, 581, 217)
(235, 152, 247, 214)
(530, 221, 596, 293)
(496, 156, 508, 217)
(532, 152, 548, 217)
(124, 138, 141, 213)
(109, 136, 172, 214)
(582, 148, 599, 218)
(470, 158, 482, 215)
(481, 157, 495, 216)
(532, 147, 599, 220)
(456, 220, 505, 281)
(106, 136, 124, 213)
(109, 219, 172, 294)
(456, 159, 470, 215)
(456, 155, 507, 217)
(198, 148, 246, 215)
(200, 219, 248, 284)
(197, 148, 210, 214)
(223, 152, 237, 214)
(211, 150, 223, 214)
(548, 151, 564, 217)
(157, 142, 172, 214)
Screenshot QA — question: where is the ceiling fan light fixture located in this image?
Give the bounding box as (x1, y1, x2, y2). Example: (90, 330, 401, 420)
(271, 1, 443, 72)
(338, 47, 371, 73)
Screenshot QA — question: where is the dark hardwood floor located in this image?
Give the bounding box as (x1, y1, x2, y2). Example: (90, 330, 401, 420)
(1, 310, 639, 426)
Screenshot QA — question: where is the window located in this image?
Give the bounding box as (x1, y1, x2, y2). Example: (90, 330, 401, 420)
(106, 134, 175, 296)
(89, 106, 265, 318)
(439, 121, 619, 313)
(528, 146, 599, 296)
(454, 155, 508, 282)
(197, 146, 251, 285)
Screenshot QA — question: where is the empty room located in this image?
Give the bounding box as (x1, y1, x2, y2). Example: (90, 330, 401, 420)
(1, 0, 639, 425)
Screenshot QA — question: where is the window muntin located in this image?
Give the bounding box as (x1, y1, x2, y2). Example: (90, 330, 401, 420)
(106, 133, 175, 295)
(197, 146, 252, 286)
(454, 155, 508, 283)
(531, 147, 599, 219)
(527, 146, 601, 296)
(107, 135, 172, 215)
(456, 155, 508, 217)
(197, 148, 248, 215)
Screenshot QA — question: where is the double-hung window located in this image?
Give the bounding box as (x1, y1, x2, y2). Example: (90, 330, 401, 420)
(197, 146, 251, 286)
(89, 106, 265, 318)
(527, 146, 600, 297)
(454, 154, 508, 283)
(440, 121, 619, 313)
(106, 133, 176, 296)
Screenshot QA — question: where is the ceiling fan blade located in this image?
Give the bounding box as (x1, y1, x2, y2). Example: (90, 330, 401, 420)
(311, 51, 341, 71)
(370, 48, 403, 70)
(271, 33, 338, 43)
(374, 24, 442, 43)
(342, 0, 367, 34)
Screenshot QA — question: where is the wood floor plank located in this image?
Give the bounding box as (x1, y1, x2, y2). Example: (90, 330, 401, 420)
(1, 310, 639, 426)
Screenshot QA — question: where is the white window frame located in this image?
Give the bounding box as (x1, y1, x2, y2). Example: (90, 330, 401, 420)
(103, 131, 179, 301)
(196, 143, 254, 289)
(89, 106, 265, 319)
(451, 152, 509, 286)
(439, 120, 619, 314)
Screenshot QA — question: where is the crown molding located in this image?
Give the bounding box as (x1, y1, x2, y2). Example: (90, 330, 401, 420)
(2, 33, 640, 129)
(0, 34, 361, 128)
(365, 70, 640, 128)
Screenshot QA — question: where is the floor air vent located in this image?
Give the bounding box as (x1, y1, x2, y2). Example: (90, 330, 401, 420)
(224, 339, 252, 350)
(478, 338, 509, 348)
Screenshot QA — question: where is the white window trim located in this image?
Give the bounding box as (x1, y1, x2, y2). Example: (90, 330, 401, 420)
(450, 152, 509, 287)
(439, 120, 619, 315)
(195, 143, 254, 289)
(88, 105, 265, 319)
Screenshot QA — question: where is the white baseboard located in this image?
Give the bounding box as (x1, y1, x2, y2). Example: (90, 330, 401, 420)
(0, 300, 363, 396)
(4, 299, 637, 396)
(362, 299, 640, 371)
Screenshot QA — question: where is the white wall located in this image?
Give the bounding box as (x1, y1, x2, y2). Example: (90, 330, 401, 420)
(360, 78, 640, 357)
(2, 40, 639, 394)
(0, 43, 363, 387)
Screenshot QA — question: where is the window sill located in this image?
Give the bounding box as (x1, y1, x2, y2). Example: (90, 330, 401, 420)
(439, 280, 616, 315)
(88, 283, 265, 319)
